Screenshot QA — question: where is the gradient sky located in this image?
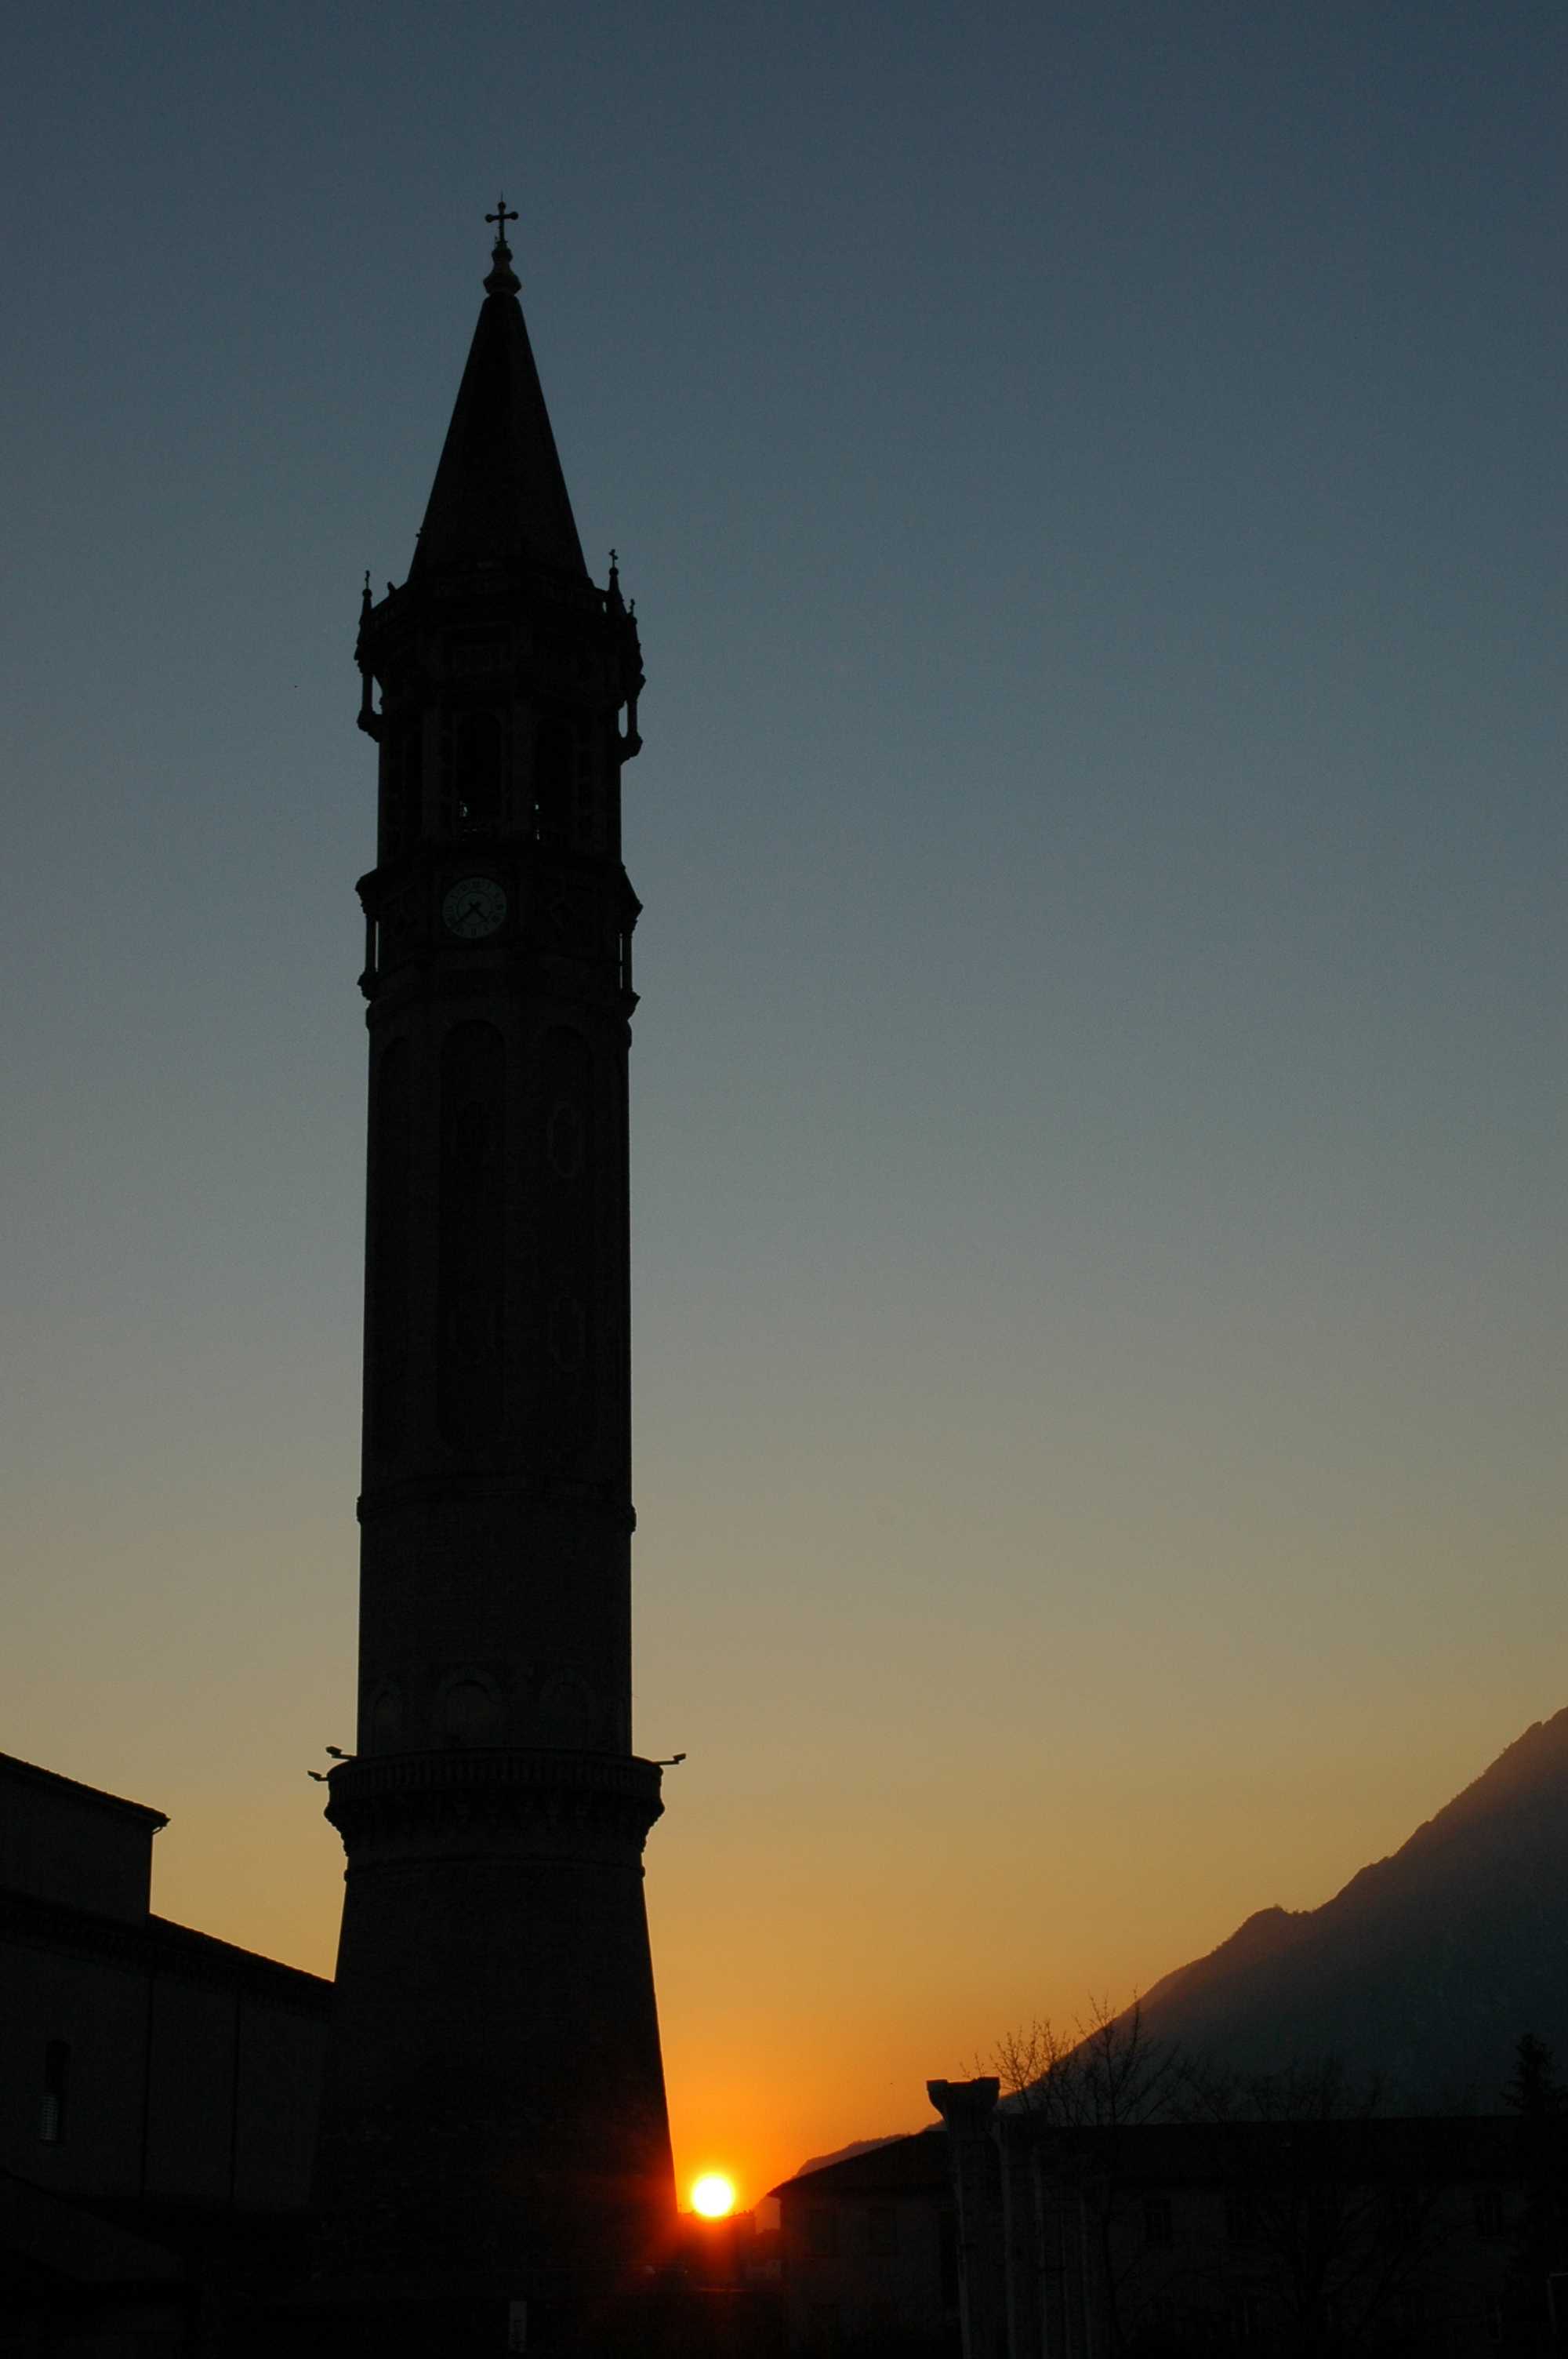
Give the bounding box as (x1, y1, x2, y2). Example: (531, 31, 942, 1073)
(2, 2, 1563, 2208)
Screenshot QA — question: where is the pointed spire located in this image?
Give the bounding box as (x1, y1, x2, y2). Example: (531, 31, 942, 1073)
(409, 202, 587, 583)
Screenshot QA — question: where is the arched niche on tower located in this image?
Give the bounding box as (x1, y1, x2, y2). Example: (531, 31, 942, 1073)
(529, 1023, 601, 1472)
(437, 1021, 506, 1455)
(366, 1034, 412, 1465)
(434, 1665, 504, 1748)
(365, 1679, 405, 1750)
(534, 1667, 604, 1750)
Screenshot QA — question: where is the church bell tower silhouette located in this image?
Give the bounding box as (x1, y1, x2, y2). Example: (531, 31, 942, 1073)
(311, 204, 676, 2335)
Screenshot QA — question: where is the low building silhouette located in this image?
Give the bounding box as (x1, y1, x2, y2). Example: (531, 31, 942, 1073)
(0, 1750, 328, 2351)
(769, 2132, 960, 2355)
(927, 2076, 1553, 2357)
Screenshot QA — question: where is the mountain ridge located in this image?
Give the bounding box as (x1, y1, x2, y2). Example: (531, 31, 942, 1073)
(1125, 1706, 1568, 2102)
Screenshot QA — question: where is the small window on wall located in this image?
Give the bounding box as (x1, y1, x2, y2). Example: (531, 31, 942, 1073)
(1226, 2192, 1260, 2244)
(806, 2206, 839, 2259)
(865, 2207, 898, 2255)
(1232, 2290, 1266, 2344)
(1143, 2194, 1174, 2247)
(40, 2040, 69, 2143)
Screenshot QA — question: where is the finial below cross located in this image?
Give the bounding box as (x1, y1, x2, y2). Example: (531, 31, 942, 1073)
(486, 197, 518, 244)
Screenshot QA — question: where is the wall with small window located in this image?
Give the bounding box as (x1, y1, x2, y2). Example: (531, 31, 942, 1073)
(2, 1923, 328, 2208)
(1139, 2193, 1172, 2248)
(38, 2038, 70, 2145)
(2, 1755, 328, 2211)
(777, 2153, 955, 2358)
(2, 1936, 149, 2194)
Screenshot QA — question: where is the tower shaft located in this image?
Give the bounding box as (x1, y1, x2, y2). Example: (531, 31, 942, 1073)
(311, 226, 673, 2329)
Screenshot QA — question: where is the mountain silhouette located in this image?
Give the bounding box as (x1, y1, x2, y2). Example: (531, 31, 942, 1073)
(1127, 1707, 1568, 2103)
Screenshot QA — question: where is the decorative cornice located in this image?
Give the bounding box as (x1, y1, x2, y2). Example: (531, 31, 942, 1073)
(324, 1747, 663, 1869)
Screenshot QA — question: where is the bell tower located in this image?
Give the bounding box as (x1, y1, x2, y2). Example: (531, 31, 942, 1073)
(312, 207, 675, 2335)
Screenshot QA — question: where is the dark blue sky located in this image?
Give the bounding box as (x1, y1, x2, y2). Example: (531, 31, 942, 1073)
(2, 1, 1562, 2193)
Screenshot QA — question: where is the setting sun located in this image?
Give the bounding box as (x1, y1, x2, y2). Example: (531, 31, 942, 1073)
(690, 2172, 736, 2219)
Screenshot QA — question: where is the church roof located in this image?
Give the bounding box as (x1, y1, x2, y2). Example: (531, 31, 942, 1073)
(8, 1886, 333, 2010)
(409, 219, 587, 583)
(0, 1749, 168, 1828)
(768, 2130, 949, 2202)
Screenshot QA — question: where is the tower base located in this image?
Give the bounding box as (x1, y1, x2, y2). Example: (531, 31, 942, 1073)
(314, 1749, 676, 2308)
(261, 2275, 779, 2359)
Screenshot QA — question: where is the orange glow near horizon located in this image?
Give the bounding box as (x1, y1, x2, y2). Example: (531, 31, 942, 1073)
(126, 1685, 1555, 2214)
(691, 2172, 737, 2219)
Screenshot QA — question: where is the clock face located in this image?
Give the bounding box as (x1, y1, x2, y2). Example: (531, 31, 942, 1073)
(441, 876, 508, 940)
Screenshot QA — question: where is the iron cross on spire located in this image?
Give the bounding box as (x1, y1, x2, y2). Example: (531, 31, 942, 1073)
(486, 197, 518, 242)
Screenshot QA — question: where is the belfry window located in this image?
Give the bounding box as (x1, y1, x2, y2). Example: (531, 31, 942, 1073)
(382, 715, 422, 854)
(453, 711, 504, 834)
(535, 717, 574, 844)
(535, 717, 601, 849)
(571, 739, 602, 851)
(40, 2039, 69, 2143)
